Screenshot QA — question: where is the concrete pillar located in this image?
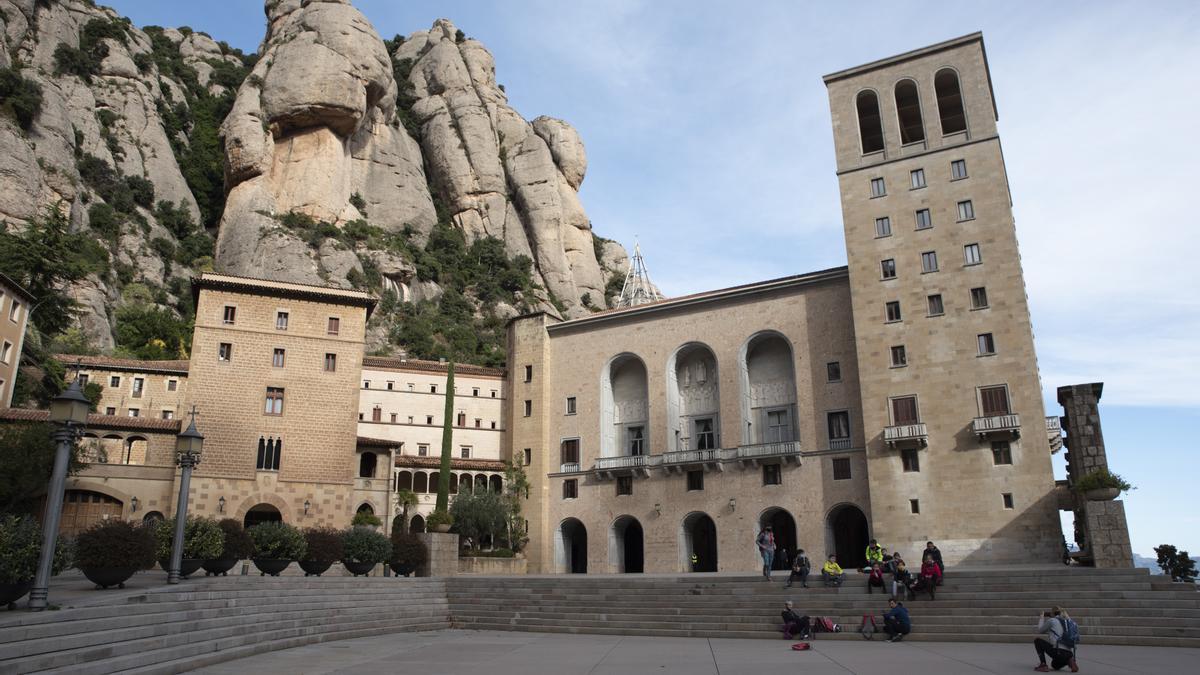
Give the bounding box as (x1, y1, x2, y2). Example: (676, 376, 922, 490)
(416, 532, 459, 577)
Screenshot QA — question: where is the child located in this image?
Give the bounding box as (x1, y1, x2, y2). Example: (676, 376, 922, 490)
(867, 563, 886, 594)
(891, 560, 912, 600)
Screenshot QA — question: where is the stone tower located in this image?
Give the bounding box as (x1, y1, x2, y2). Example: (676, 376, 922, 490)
(823, 33, 1060, 563)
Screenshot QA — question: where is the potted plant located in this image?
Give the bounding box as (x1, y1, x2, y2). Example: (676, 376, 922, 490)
(0, 515, 69, 609)
(203, 519, 253, 576)
(247, 521, 306, 576)
(155, 517, 223, 578)
(299, 526, 343, 576)
(341, 526, 392, 576)
(75, 520, 155, 589)
(1074, 468, 1133, 501)
(427, 509, 453, 534)
(389, 530, 428, 577)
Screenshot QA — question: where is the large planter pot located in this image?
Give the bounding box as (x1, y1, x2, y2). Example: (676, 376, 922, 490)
(157, 558, 204, 578)
(389, 562, 414, 578)
(433, 524, 452, 533)
(202, 558, 239, 576)
(252, 558, 292, 576)
(299, 560, 334, 577)
(81, 567, 137, 589)
(343, 560, 376, 577)
(0, 580, 33, 609)
(1084, 487, 1121, 501)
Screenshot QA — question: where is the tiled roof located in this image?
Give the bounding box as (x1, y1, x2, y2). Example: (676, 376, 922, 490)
(357, 436, 399, 448)
(0, 408, 182, 433)
(193, 273, 377, 318)
(58, 354, 190, 375)
(0, 273, 36, 304)
(394, 455, 506, 472)
(361, 356, 504, 378)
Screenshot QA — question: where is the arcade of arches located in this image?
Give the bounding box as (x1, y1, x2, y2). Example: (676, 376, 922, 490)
(394, 470, 503, 495)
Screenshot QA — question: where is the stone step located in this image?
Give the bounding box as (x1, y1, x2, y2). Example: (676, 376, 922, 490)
(447, 595, 1200, 609)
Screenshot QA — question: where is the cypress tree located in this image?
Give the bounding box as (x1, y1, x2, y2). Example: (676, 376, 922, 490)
(434, 362, 455, 514)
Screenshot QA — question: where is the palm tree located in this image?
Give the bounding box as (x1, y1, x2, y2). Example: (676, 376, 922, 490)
(394, 489, 418, 533)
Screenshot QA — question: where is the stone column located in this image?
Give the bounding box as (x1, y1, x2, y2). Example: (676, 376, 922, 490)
(416, 532, 460, 577)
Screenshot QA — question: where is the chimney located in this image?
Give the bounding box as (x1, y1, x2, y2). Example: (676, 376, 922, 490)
(438, 357, 447, 364)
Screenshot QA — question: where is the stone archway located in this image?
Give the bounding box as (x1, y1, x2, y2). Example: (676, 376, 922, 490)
(244, 503, 283, 529)
(610, 515, 644, 573)
(410, 514, 426, 533)
(681, 512, 718, 572)
(826, 503, 869, 569)
(234, 492, 293, 525)
(760, 507, 797, 570)
(556, 518, 588, 574)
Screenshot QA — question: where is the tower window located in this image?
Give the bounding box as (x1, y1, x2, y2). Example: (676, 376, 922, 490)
(891, 396, 919, 425)
(276, 311, 288, 330)
(957, 200, 975, 221)
(222, 305, 236, 324)
(560, 438, 580, 465)
(875, 216, 892, 237)
(921, 251, 939, 273)
(524, 365, 533, 382)
(880, 258, 897, 279)
(915, 208, 932, 230)
(992, 441, 1013, 465)
(870, 177, 886, 198)
(832, 457, 852, 480)
(890, 345, 907, 367)
(856, 90, 885, 154)
(927, 294, 944, 316)
(565, 397, 577, 415)
(272, 348, 285, 368)
(935, 68, 967, 135)
(218, 343, 232, 361)
(762, 464, 782, 486)
(885, 301, 902, 323)
(687, 470, 704, 491)
(327, 317, 340, 335)
(827, 361, 841, 382)
(563, 479, 578, 499)
(970, 287, 989, 309)
(901, 448, 920, 473)
(1002, 493, 1015, 509)
(964, 243, 982, 265)
(910, 168, 926, 189)
(523, 448, 532, 466)
(324, 353, 337, 372)
(616, 476, 633, 496)
(256, 436, 282, 471)
(264, 387, 284, 415)
(894, 79, 925, 144)
(910, 499, 920, 514)
(951, 159, 968, 180)
(523, 400, 532, 416)
(978, 333, 996, 356)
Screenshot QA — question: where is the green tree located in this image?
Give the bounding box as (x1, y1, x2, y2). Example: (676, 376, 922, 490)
(1155, 544, 1198, 583)
(503, 460, 530, 552)
(0, 423, 88, 514)
(434, 362, 455, 515)
(0, 206, 99, 336)
(449, 488, 507, 550)
(112, 304, 190, 359)
(0, 67, 44, 130)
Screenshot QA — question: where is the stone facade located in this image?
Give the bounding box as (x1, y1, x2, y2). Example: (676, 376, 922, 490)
(0, 273, 33, 408)
(68, 356, 188, 421)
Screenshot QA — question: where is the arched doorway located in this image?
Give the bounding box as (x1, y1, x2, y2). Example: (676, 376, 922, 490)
(556, 518, 588, 574)
(489, 475, 502, 493)
(760, 507, 797, 570)
(610, 516, 644, 573)
(410, 514, 426, 533)
(827, 503, 869, 569)
(356, 503, 375, 518)
(681, 512, 717, 572)
(142, 511, 165, 524)
(244, 503, 283, 529)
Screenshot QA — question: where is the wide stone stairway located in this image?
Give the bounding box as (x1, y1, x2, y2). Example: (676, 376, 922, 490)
(0, 567, 1195, 673)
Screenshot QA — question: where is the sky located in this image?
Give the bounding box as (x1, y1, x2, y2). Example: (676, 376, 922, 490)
(103, 0, 1200, 558)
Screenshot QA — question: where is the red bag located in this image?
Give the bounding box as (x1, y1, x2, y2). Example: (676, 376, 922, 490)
(791, 642, 811, 651)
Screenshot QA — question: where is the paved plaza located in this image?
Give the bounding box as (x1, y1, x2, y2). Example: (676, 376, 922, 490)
(190, 629, 1199, 674)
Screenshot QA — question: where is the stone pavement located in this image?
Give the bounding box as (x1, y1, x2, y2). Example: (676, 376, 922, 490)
(189, 629, 1200, 674)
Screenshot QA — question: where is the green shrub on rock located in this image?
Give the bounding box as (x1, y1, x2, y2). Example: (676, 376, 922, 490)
(0, 67, 44, 130)
(247, 521, 306, 560)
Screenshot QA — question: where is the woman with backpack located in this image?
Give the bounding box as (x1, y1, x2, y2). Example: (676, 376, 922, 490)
(1034, 606, 1079, 672)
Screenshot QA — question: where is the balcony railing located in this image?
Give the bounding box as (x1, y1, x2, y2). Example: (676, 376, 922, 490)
(662, 448, 722, 466)
(972, 413, 1021, 439)
(884, 423, 928, 447)
(734, 441, 801, 464)
(828, 438, 852, 451)
(1046, 416, 1063, 452)
(559, 462, 580, 473)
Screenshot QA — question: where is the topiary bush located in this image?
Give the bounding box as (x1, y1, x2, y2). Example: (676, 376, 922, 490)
(154, 516, 223, 561)
(342, 526, 392, 564)
(426, 509, 453, 530)
(74, 520, 155, 570)
(0, 515, 70, 583)
(247, 521, 306, 560)
(302, 526, 344, 562)
(216, 518, 253, 559)
(390, 530, 428, 570)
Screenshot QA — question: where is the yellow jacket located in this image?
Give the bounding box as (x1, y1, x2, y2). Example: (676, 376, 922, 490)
(823, 560, 844, 575)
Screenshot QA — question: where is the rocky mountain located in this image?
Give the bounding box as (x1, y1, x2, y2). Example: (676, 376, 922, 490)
(0, 0, 630, 373)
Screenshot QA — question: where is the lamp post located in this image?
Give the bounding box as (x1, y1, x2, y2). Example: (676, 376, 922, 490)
(168, 408, 204, 584)
(28, 379, 90, 611)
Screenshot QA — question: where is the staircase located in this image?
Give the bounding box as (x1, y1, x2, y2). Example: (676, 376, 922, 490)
(0, 576, 448, 675)
(447, 567, 1200, 647)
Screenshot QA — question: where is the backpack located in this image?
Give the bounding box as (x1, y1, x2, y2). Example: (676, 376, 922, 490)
(1057, 617, 1081, 649)
(814, 616, 837, 633)
(860, 614, 877, 640)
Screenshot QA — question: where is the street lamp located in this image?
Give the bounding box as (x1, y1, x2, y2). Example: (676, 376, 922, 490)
(28, 378, 90, 611)
(168, 408, 204, 584)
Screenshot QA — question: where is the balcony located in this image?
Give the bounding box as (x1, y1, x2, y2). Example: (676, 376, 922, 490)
(733, 440, 801, 467)
(884, 423, 928, 448)
(1046, 416, 1063, 453)
(828, 438, 852, 451)
(971, 413, 1021, 440)
(661, 448, 724, 473)
(558, 462, 581, 473)
(593, 454, 659, 479)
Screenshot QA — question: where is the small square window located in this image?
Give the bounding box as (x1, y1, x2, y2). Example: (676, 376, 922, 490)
(460, 446, 471, 459)
(910, 499, 920, 514)
(901, 448, 920, 472)
(128, 408, 139, 417)
(832, 457, 852, 480)
(616, 476, 633, 496)
(870, 177, 886, 198)
(387, 381, 394, 390)
(105, 406, 116, 416)
(132, 378, 144, 398)
(874, 217, 891, 237)
(430, 384, 437, 394)
(915, 208, 932, 230)
(927, 294, 944, 316)
(921, 251, 939, 273)
(223, 305, 236, 324)
(426, 415, 434, 425)
(762, 463, 782, 486)
(951, 159, 968, 180)
(686, 469, 704, 491)
(472, 388, 479, 396)
(491, 390, 497, 398)
(218, 343, 232, 361)
(978, 333, 996, 356)
(524, 365, 533, 382)
(957, 200, 975, 221)
(407, 416, 414, 424)
(272, 348, 285, 368)
(992, 441, 1013, 465)
(364, 380, 371, 389)
(110, 375, 121, 387)
(910, 168, 926, 189)
(474, 418, 481, 428)
(491, 421, 497, 429)
(1002, 493, 1015, 509)
(563, 479, 578, 499)
(964, 243, 982, 265)
(970, 287, 989, 309)
(276, 311, 288, 330)
(327, 317, 340, 335)
(826, 361, 841, 382)
(523, 400, 532, 417)
(324, 353, 337, 371)
(885, 300, 902, 323)
(418, 444, 429, 457)
(565, 397, 577, 415)
(167, 379, 178, 391)
(523, 448, 532, 466)
(880, 258, 896, 279)
(161, 410, 174, 420)
(456, 412, 466, 426)
(390, 413, 397, 423)
(890, 345, 907, 367)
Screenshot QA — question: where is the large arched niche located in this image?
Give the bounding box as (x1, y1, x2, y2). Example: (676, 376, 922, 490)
(665, 342, 720, 453)
(738, 331, 798, 445)
(599, 353, 650, 458)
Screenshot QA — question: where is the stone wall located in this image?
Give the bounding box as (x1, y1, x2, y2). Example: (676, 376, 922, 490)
(417, 532, 460, 577)
(459, 556, 528, 575)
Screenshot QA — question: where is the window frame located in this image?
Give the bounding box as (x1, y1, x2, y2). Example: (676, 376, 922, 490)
(272, 348, 286, 368)
(951, 159, 968, 180)
(832, 457, 852, 481)
(970, 286, 989, 310)
(915, 208, 932, 230)
(964, 243, 982, 266)
(826, 361, 842, 382)
(889, 395, 920, 425)
(218, 342, 232, 362)
(686, 469, 704, 492)
(880, 258, 897, 280)
(910, 168, 926, 189)
(992, 440, 1014, 465)
(874, 216, 892, 238)
(901, 448, 921, 473)
(560, 438, 580, 465)
(324, 352, 337, 372)
(264, 387, 285, 416)
(885, 300, 902, 323)
(870, 177, 886, 198)
(826, 410, 851, 443)
(616, 475, 633, 496)
(563, 479, 578, 500)
(978, 332, 996, 356)
(927, 293, 944, 316)
(957, 199, 975, 222)
(762, 463, 782, 486)
(275, 311, 289, 331)
(890, 344, 907, 368)
(921, 250, 939, 273)
(565, 396, 577, 415)
(327, 316, 340, 335)
(523, 400, 532, 417)
(979, 384, 1011, 416)
(222, 305, 236, 325)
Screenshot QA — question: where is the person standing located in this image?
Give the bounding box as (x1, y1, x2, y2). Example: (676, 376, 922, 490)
(821, 554, 845, 586)
(756, 525, 776, 581)
(1034, 606, 1079, 672)
(882, 598, 911, 642)
(786, 548, 811, 589)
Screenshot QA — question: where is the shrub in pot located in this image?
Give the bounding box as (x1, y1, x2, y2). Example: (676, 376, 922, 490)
(299, 527, 344, 576)
(341, 526, 392, 576)
(155, 517, 223, 578)
(75, 520, 155, 589)
(389, 530, 428, 577)
(203, 519, 253, 576)
(247, 521, 305, 576)
(0, 515, 70, 608)
(426, 509, 453, 533)
(1074, 468, 1133, 500)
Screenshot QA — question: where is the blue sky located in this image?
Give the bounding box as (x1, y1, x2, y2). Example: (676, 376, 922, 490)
(104, 0, 1200, 557)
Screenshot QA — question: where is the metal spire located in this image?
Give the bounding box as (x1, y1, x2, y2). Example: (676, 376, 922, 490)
(616, 240, 664, 308)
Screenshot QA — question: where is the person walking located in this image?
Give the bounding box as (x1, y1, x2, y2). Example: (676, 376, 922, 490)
(821, 554, 845, 587)
(780, 600, 811, 640)
(1034, 606, 1080, 672)
(756, 525, 776, 581)
(882, 598, 911, 642)
(786, 548, 811, 589)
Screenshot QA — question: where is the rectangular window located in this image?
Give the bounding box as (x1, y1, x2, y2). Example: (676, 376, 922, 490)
(407, 416, 414, 424)
(627, 426, 646, 455)
(265, 387, 284, 415)
(910, 499, 920, 514)
(980, 385, 1011, 416)
(910, 168, 926, 189)
(276, 311, 288, 330)
(560, 438, 580, 465)
(372, 406, 382, 422)
(765, 409, 791, 443)
(223, 305, 236, 324)
(523, 448, 532, 466)
(132, 378, 144, 398)
(832, 457, 852, 480)
(327, 317, 340, 335)
(272, 348, 285, 368)
(386, 381, 394, 390)
(978, 333, 996, 356)
(687, 469, 704, 491)
(460, 446, 471, 459)
(218, 343, 232, 361)
(7, 301, 19, 323)
(474, 418, 481, 428)
(491, 390, 497, 398)
(880, 258, 896, 279)
(892, 396, 919, 424)
(105, 406, 116, 416)
(874, 217, 891, 237)
(827, 411, 850, 442)
(110, 375, 121, 387)
(523, 400, 532, 417)
(426, 415, 433, 425)
(78, 374, 89, 386)
(472, 388, 479, 396)
(692, 419, 714, 451)
(1002, 493, 1014, 509)
(167, 379, 178, 391)
(915, 208, 932, 229)
(418, 444, 429, 457)
(256, 437, 281, 471)
(992, 441, 1013, 465)
(616, 476, 633, 496)
(0, 341, 10, 364)
(524, 365, 533, 382)
(951, 159, 968, 180)
(565, 397, 577, 415)
(921, 250, 939, 273)
(563, 479, 578, 499)
(901, 448, 921, 472)
(762, 463, 782, 486)
(364, 381, 371, 389)
(970, 286, 989, 309)
(827, 362, 841, 382)
(890, 345, 907, 367)
(870, 177, 886, 197)
(390, 413, 397, 423)
(491, 421, 497, 429)
(964, 243, 982, 265)
(127, 408, 140, 418)
(430, 384, 437, 393)
(957, 200, 975, 221)
(885, 300, 902, 322)
(324, 353, 337, 371)
(456, 412, 466, 426)
(161, 410, 174, 420)
(927, 294, 944, 316)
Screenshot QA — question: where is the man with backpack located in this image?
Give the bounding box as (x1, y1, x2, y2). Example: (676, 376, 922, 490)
(785, 548, 810, 589)
(1034, 606, 1080, 672)
(756, 525, 776, 581)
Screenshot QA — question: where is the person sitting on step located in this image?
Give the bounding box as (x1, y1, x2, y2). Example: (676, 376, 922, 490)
(1034, 606, 1080, 672)
(914, 553, 941, 600)
(865, 539, 885, 571)
(925, 541, 945, 585)
(821, 554, 845, 587)
(891, 560, 913, 600)
(786, 548, 811, 589)
(882, 598, 911, 643)
(781, 600, 811, 640)
(867, 562, 886, 594)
